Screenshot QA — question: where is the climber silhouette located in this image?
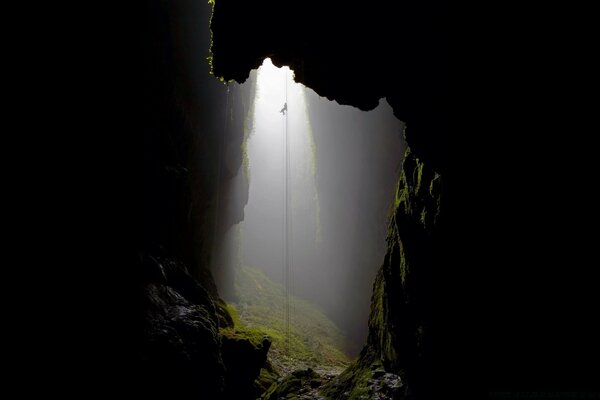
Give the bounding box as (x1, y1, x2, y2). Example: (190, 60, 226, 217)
(280, 102, 287, 115)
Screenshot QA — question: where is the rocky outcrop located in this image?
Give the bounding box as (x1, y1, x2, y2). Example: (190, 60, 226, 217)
(367, 147, 440, 373)
(322, 347, 406, 400)
(263, 368, 328, 400)
(139, 254, 225, 397)
(221, 331, 272, 399)
(137, 0, 256, 396)
(322, 147, 442, 399)
(139, 255, 273, 399)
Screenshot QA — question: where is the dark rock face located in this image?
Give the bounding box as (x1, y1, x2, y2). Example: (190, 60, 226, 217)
(321, 148, 440, 399)
(139, 0, 253, 286)
(365, 149, 441, 397)
(221, 333, 271, 399)
(211, 0, 447, 173)
(136, 0, 256, 395)
(368, 148, 440, 365)
(369, 370, 404, 397)
(323, 348, 408, 400)
(140, 254, 224, 397)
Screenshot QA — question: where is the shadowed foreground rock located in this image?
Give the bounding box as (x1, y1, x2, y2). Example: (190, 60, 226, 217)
(263, 368, 328, 400)
(140, 254, 225, 397)
(221, 331, 272, 399)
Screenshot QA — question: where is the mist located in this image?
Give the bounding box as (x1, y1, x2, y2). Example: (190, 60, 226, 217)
(215, 58, 405, 356)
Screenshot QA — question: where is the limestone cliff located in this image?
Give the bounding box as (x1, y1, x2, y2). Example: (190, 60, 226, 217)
(323, 147, 442, 399)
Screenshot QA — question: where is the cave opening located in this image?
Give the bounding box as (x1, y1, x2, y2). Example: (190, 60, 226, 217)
(135, 0, 455, 398)
(212, 58, 406, 376)
(132, 0, 600, 396)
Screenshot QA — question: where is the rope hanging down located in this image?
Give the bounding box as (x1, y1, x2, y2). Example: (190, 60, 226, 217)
(283, 69, 291, 357)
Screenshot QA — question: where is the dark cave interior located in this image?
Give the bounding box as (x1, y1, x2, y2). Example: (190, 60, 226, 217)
(79, 0, 600, 399)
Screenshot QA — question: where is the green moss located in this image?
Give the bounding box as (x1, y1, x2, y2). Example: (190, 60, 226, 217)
(392, 146, 442, 231)
(324, 146, 442, 398)
(428, 172, 442, 227)
(369, 271, 386, 343)
(215, 298, 235, 328)
(393, 147, 413, 213)
(207, 0, 227, 82)
(429, 172, 440, 195)
(397, 233, 408, 288)
(240, 72, 257, 183)
(256, 365, 279, 392)
(321, 351, 383, 400)
(265, 376, 301, 400)
(420, 207, 427, 226)
(230, 266, 349, 371)
(414, 160, 425, 194)
(369, 231, 403, 359)
(264, 369, 322, 400)
(207, 1, 216, 76)
(223, 302, 241, 327)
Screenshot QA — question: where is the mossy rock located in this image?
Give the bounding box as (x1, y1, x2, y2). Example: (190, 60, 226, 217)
(322, 358, 405, 400)
(263, 368, 323, 400)
(255, 364, 279, 393)
(220, 328, 272, 399)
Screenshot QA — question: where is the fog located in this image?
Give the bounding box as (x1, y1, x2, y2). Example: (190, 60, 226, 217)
(215, 58, 405, 355)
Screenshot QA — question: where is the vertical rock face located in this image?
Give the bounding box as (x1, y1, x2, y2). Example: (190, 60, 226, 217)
(139, 254, 225, 397)
(137, 0, 257, 395)
(324, 147, 442, 399)
(368, 147, 441, 372)
(137, 74, 256, 394)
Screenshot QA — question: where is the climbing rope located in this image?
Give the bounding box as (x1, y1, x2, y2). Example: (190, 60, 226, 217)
(283, 68, 291, 357)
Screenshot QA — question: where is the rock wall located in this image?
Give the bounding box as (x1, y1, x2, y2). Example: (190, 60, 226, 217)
(136, 0, 256, 396)
(322, 147, 442, 399)
(139, 254, 225, 396)
(367, 147, 441, 375)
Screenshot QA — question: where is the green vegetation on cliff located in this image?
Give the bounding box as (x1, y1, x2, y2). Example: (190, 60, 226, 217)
(323, 146, 442, 399)
(394, 147, 442, 231)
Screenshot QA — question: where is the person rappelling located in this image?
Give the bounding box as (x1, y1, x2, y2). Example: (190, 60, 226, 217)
(280, 102, 287, 115)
